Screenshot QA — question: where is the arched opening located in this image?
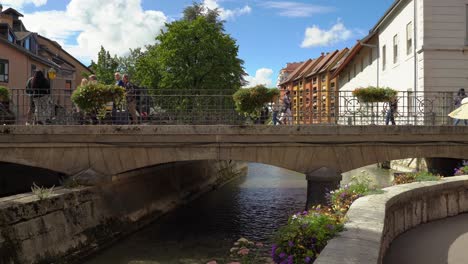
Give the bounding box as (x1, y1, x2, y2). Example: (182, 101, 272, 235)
(0, 162, 65, 197)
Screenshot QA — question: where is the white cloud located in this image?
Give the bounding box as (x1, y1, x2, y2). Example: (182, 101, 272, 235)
(261, 1, 333, 17)
(244, 68, 274, 87)
(21, 0, 167, 63)
(301, 21, 353, 48)
(2, 0, 47, 8)
(202, 0, 251, 20)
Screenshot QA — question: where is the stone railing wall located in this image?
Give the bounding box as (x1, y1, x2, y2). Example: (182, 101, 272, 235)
(316, 175, 468, 264)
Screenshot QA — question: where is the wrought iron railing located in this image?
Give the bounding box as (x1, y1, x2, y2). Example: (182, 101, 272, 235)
(1, 88, 464, 126)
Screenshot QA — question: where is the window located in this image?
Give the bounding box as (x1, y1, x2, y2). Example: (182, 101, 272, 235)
(321, 75, 326, 83)
(0, 60, 9, 83)
(466, 5, 468, 44)
(24, 37, 30, 50)
(65, 80, 72, 89)
(7, 31, 14, 43)
(382, 45, 387, 70)
(406, 22, 413, 54)
(393, 34, 399, 63)
(313, 77, 317, 84)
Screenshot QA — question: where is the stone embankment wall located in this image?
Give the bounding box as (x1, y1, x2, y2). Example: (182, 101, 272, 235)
(316, 175, 468, 264)
(0, 160, 247, 264)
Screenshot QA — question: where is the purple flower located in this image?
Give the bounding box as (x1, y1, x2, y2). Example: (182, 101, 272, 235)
(327, 224, 335, 231)
(288, 241, 294, 247)
(287, 255, 294, 264)
(302, 210, 308, 215)
(279, 252, 287, 259)
(305, 256, 312, 263)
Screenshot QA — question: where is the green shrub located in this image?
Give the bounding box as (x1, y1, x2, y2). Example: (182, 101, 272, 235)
(233, 85, 279, 119)
(0, 86, 10, 102)
(393, 171, 441, 185)
(71, 83, 125, 117)
(352, 86, 397, 103)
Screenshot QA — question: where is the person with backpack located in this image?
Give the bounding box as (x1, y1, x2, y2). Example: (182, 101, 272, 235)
(123, 74, 138, 124)
(281, 90, 292, 125)
(26, 70, 51, 125)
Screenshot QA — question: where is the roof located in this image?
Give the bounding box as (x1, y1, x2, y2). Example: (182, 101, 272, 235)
(14, 31, 31, 41)
(319, 48, 348, 74)
(306, 51, 337, 78)
(2, 8, 24, 18)
(38, 35, 93, 73)
(0, 36, 55, 67)
(279, 60, 311, 85)
(331, 50, 349, 71)
(294, 59, 317, 81)
(281, 62, 304, 73)
(370, 0, 404, 33)
(331, 32, 377, 79)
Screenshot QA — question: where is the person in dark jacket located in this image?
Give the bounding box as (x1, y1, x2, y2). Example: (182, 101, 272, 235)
(26, 70, 51, 124)
(385, 97, 397, 125)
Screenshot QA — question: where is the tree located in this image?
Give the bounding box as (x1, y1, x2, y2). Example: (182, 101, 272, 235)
(134, 44, 161, 88)
(90, 46, 119, 85)
(116, 48, 144, 83)
(155, 4, 246, 91)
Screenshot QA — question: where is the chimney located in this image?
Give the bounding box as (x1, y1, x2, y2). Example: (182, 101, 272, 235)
(321, 52, 325, 56)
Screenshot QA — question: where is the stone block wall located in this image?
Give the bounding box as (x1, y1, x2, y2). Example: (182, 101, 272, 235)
(0, 160, 247, 264)
(316, 175, 468, 264)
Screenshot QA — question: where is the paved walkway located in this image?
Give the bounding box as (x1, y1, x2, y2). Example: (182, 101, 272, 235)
(384, 213, 468, 264)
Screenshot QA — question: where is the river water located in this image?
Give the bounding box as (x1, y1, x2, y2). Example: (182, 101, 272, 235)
(84, 163, 394, 264)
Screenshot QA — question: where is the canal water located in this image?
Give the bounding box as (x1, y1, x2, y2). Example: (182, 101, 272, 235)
(84, 163, 394, 264)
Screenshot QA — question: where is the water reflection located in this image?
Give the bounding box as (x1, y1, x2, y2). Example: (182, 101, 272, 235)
(84, 163, 307, 264)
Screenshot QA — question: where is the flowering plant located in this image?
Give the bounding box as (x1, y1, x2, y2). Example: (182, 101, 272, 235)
(272, 211, 343, 264)
(393, 171, 441, 185)
(454, 166, 468, 176)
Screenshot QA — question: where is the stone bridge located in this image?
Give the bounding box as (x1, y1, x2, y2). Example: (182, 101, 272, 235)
(1, 125, 467, 177)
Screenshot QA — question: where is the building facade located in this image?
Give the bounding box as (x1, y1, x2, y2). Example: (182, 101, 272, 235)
(0, 6, 92, 122)
(279, 49, 349, 124)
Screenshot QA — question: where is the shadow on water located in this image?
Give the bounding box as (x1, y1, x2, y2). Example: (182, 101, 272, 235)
(84, 163, 307, 264)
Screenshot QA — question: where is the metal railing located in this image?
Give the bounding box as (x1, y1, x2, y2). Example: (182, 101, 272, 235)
(1, 88, 464, 126)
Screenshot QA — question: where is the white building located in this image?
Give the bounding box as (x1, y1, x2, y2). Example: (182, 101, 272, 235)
(333, 0, 468, 125)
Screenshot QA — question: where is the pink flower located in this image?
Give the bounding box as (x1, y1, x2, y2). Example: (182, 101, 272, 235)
(206, 261, 218, 264)
(256, 242, 264, 248)
(238, 248, 250, 256)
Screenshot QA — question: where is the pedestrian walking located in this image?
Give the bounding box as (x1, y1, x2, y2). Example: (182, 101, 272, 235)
(385, 97, 397, 125)
(123, 74, 138, 124)
(26, 70, 51, 125)
(271, 99, 282, 125)
(281, 90, 293, 125)
(453, 88, 467, 126)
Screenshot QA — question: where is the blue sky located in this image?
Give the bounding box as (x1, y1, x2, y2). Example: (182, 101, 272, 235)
(6, 0, 395, 86)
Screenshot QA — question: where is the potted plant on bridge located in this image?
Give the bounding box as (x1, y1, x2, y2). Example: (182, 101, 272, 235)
(233, 85, 279, 124)
(352, 87, 397, 124)
(71, 83, 125, 124)
(0, 86, 14, 124)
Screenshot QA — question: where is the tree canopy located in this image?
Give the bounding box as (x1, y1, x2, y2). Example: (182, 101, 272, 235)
(90, 46, 119, 85)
